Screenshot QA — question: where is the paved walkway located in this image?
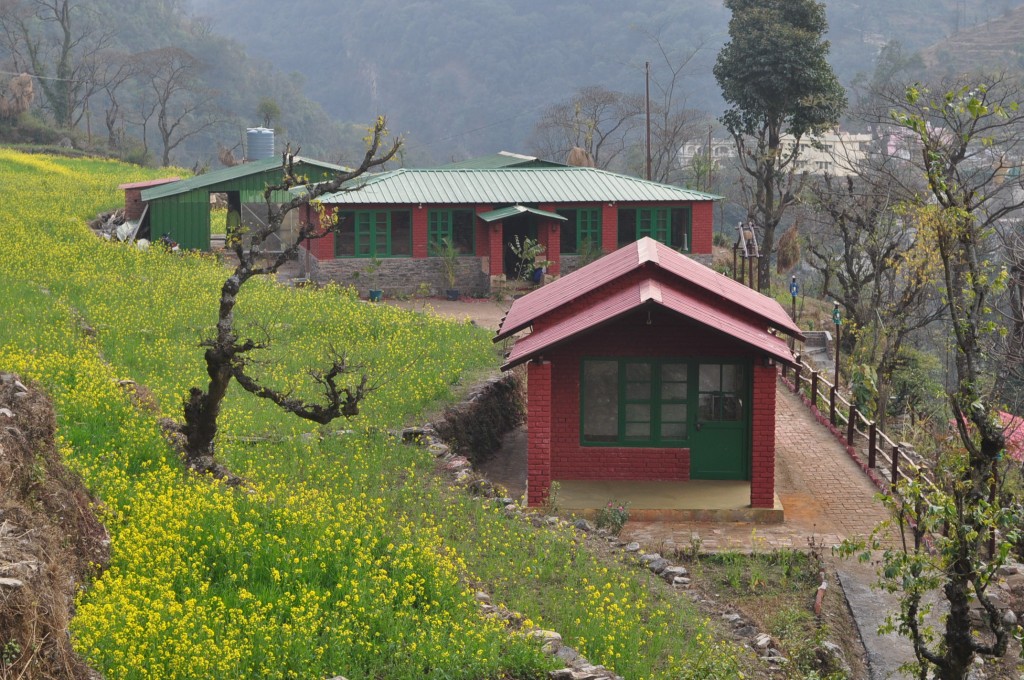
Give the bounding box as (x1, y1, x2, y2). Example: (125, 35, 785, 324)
(624, 384, 894, 552)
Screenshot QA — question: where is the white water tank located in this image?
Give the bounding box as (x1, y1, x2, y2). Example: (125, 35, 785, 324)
(246, 127, 274, 160)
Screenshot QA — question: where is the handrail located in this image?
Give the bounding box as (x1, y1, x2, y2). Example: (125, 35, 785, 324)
(780, 353, 935, 495)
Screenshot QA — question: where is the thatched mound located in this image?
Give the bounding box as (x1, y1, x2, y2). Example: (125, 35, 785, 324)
(0, 374, 108, 679)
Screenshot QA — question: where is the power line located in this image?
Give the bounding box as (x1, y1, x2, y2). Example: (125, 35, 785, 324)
(0, 68, 88, 84)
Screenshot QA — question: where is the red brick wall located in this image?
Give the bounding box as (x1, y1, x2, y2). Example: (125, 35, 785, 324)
(488, 220, 504, 276)
(412, 206, 429, 258)
(691, 201, 713, 255)
(544, 310, 752, 486)
(527, 360, 553, 506)
(750, 363, 776, 508)
(124, 188, 144, 221)
(601, 204, 618, 253)
(539, 204, 560, 276)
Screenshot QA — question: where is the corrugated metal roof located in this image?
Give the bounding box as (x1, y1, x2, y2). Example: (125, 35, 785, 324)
(502, 278, 795, 370)
(496, 237, 802, 341)
(141, 156, 348, 200)
(119, 177, 180, 190)
(479, 205, 567, 222)
(440, 151, 566, 169)
(317, 167, 721, 205)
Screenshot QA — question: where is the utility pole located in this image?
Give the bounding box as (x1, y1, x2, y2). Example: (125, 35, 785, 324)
(645, 61, 652, 181)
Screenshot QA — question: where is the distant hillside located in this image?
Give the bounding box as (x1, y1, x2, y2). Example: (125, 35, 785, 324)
(918, 5, 1024, 78)
(189, 0, 1024, 163)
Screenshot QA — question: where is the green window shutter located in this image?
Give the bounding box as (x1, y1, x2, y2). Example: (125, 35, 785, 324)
(355, 212, 372, 256)
(580, 208, 600, 247)
(581, 358, 690, 446)
(636, 208, 670, 246)
(428, 210, 452, 250)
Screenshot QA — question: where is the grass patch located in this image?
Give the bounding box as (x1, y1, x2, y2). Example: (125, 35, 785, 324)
(684, 546, 863, 679)
(0, 149, 750, 679)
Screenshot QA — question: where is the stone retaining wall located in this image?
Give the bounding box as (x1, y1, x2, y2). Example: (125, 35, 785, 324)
(317, 257, 491, 297)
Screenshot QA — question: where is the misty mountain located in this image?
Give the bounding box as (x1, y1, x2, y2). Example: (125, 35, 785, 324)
(188, 0, 1024, 164)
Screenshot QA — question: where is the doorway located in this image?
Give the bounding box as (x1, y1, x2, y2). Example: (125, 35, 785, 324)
(502, 213, 537, 279)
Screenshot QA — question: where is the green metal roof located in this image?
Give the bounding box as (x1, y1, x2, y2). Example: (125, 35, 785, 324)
(440, 151, 566, 169)
(478, 205, 568, 222)
(317, 167, 721, 205)
(141, 156, 348, 200)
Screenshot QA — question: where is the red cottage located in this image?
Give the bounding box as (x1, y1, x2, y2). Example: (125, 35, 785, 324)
(494, 238, 803, 520)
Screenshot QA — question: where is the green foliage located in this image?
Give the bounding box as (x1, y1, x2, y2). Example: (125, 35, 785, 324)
(0, 150, 749, 679)
(714, 0, 847, 140)
(594, 500, 630, 535)
(430, 237, 459, 289)
(509, 236, 550, 282)
(849, 363, 878, 418)
(577, 236, 602, 267)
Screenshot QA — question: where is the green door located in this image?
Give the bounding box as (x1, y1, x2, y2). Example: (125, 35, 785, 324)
(689, 362, 750, 480)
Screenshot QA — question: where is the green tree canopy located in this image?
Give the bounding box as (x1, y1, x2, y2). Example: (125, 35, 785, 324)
(713, 0, 846, 290)
(714, 0, 846, 140)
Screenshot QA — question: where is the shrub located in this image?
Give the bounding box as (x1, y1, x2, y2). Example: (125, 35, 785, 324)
(594, 500, 630, 535)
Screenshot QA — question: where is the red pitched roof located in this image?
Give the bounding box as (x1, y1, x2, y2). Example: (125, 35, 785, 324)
(501, 277, 794, 370)
(118, 177, 181, 190)
(496, 237, 801, 341)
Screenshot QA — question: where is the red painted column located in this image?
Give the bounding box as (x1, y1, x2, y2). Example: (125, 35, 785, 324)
(489, 221, 504, 276)
(527, 360, 553, 507)
(691, 201, 714, 255)
(305, 205, 335, 259)
(412, 205, 429, 258)
(601, 204, 618, 253)
(750, 362, 777, 508)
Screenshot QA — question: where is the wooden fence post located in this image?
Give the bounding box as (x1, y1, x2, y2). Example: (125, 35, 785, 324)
(891, 443, 900, 485)
(847, 404, 856, 445)
(793, 361, 802, 394)
(868, 422, 877, 469)
(810, 370, 819, 410)
(829, 386, 837, 426)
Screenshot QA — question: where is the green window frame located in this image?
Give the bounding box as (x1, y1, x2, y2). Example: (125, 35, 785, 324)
(616, 206, 692, 252)
(428, 209, 475, 255)
(581, 358, 690, 446)
(558, 207, 601, 254)
(334, 209, 412, 257)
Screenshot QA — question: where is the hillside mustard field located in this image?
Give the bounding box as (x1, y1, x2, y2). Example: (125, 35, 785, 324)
(0, 150, 745, 679)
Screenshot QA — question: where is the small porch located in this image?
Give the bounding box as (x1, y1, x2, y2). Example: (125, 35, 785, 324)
(557, 480, 783, 523)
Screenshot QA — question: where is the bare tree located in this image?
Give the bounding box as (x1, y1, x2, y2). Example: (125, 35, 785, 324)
(92, 50, 138, 150)
(177, 117, 401, 478)
(0, 0, 113, 128)
(530, 85, 642, 169)
(800, 167, 943, 431)
(135, 47, 222, 166)
(642, 33, 711, 185)
(840, 75, 1024, 680)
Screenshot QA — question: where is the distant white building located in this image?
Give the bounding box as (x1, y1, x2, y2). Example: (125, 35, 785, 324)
(679, 131, 873, 177)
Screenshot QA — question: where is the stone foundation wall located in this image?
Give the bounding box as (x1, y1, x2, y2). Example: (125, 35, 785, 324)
(317, 257, 491, 297)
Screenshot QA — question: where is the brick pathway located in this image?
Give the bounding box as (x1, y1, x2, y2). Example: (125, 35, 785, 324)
(624, 382, 895, 553)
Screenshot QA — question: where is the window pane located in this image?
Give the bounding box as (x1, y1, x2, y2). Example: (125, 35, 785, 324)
(725, 364, 745, 392)
(662, 403, 687, 422)
(391, 211, 411, 256)
(661, 422, 686, 439)
(722, 395, 744, 421)
(662, 382, 686, 399)
(617, 209, 636, 247)
(699, 364, 721, 391)
(626, 381, 651, 400)
(626, 363, 651, 380)
(699, 393, 717, 420)
(625, 403, 650, 422)
(583, 361, 618, 441)
(662, 363, 687, 382)
(625, 422, 651, 438)
(452, 210, 475, 254)
(559, 209, 578, 254)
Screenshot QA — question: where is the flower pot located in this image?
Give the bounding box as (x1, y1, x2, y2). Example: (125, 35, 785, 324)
(368, 289, 383, 302)
(445, 289, 460, 301)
